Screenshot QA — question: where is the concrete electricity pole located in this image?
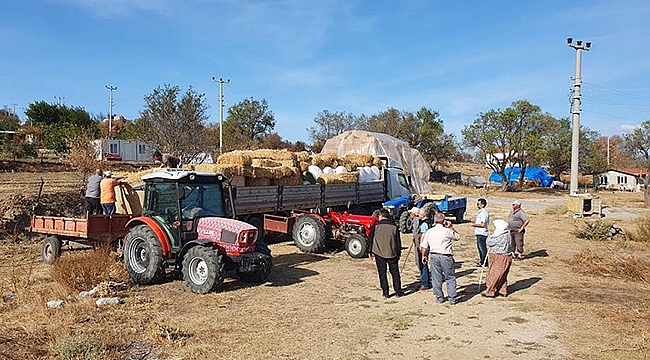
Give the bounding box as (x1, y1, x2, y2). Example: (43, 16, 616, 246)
(567, 38, 591, 194)
(212, 77, 230, 155)
(105, 85, 117, 139)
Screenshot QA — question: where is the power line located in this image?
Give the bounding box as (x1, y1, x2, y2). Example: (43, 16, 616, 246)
(583, 81, 650, 102)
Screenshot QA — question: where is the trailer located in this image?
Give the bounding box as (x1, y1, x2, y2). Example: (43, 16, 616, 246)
(28, 214, 134, 264)
(388, 194, 467, 234)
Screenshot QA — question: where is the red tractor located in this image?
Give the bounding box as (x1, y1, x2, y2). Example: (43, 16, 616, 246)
(279, 207, 377, 258)
(122, 170, 272, 294)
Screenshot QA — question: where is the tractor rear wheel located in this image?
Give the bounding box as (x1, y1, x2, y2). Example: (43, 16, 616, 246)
(345, 234, 368, 258)
(422, 202, 439, 217)
(41, 236, 61, 264)
(399, 211, 413, 234)
(292, 215, 326, 253)
(123, 225, 166, 285)
(182, 246, 225, 294)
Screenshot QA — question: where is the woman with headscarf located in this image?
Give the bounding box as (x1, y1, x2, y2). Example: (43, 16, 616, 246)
(483, 219, 513, 297)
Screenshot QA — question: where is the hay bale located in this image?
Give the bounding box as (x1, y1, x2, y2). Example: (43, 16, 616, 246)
(295, 151, 311, 162)
(299, 161, 311, 172)
(115, 184, 144, 215)
(317, 172, 358, 184)
(272, 173, 303, 186)
(312, 152, 339, 168)
(372, 157, 383, 168)
(118, 169, 156, 187)
(251, 166, 296, 179)
(252, 159, 281, 168)
(343, 153, 374, 167)
(217, 150, 252, 166)
(246, 177, 271, 186)
(250, 149, 296, 161)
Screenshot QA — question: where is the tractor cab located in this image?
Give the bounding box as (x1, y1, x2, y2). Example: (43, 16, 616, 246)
(141, 169, 230, 250)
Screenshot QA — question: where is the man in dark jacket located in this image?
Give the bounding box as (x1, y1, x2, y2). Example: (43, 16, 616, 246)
(368, 208, 404, 298)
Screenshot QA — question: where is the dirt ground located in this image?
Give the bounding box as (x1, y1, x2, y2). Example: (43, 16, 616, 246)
(1, 165, 649, 360)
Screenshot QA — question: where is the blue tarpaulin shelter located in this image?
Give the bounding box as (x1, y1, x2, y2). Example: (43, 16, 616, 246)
(489, 167, 554, 187)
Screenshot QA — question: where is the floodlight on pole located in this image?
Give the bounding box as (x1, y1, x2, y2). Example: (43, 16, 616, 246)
(105, 85, 117, 139)
(567, 38, 590, 194)
(212, 77, 230, 155)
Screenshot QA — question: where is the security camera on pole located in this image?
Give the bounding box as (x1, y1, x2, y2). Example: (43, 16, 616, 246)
(211, 77, 230, 155)
(567, 38, 591, 194)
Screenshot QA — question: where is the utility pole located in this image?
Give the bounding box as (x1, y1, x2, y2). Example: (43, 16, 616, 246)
(9, 103, 17, 117)
(212, 77, 230, 155)
(105, 85, 117, 139)
(567, 38, 591, 194)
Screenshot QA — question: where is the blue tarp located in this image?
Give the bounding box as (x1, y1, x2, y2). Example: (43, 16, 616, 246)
(489, 167, 554, 187)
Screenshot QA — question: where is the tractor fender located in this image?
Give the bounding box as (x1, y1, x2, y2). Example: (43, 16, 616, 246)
(177, 239, 214, 263)
(126, 217, 172, 258)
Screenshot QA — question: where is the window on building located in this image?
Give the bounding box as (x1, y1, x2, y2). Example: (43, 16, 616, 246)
(138, 144, 146, 154)
(109, 143, 118, 153)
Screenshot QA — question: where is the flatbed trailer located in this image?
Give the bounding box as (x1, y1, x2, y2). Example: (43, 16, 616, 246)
(28, 214, 133, 264)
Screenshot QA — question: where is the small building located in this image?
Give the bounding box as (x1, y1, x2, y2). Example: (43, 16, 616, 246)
(91, 139, 155, 162)
(593, 168, 648, 191)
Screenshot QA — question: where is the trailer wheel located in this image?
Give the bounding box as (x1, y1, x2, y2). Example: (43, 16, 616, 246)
(345, 234, 368, 258)
(422, 202, 439, 217)
(454, 208, 465, 223)
(41, 236, 61, 265)
(399, 211, 413, 234)
(182, 246, 224, 294)
(292, 215, 326, 253)
(123, 225, 166, 285)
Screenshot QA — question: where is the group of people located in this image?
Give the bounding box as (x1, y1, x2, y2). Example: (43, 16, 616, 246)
(368, 198, 530, 303)
(84, 169, 124, 215)
(84, 151, 181, 216)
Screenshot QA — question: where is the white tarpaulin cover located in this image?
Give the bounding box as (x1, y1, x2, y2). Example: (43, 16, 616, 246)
(321, 130, 433, 194)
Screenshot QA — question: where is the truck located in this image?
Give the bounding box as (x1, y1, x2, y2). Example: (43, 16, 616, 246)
(383, 194, 467, 233)
(229, 164, 413, 240)
(29, 169, 272, 294)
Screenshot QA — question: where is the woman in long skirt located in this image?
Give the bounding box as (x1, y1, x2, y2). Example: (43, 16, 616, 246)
(484, 219, 513, 297)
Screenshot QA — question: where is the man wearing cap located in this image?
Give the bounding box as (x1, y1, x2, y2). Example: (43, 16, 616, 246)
(100, 171, 123, 215)
(420, 212, 460, 304)
(508, 200, 530, 260)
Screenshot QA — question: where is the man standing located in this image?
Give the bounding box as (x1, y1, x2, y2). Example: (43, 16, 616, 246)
(471, 198, 489, 267)
(153, 151, 180, 168)
(508, 200, 530, 260)
(416, 207, 432, 290)
(420, 212, 460, 305)
(368, 209, 404, 299)
(100, 171, 123, 215)
(85, 169, 103, 215)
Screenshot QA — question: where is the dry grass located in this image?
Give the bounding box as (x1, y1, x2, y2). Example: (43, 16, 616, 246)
(571, 220, 625, 241)
(50, 247, 130, 293)
(629, 214, 650, 243)
(571, 248, 650, 283)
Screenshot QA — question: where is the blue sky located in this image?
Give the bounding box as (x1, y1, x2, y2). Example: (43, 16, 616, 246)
(2, 0, 649, 144)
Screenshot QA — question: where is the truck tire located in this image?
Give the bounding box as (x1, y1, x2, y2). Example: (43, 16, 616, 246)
(454, 208, 465, 223)
(123, 225, 166, 285)
(41, 236, 61, 265)
(345, 234, 368, 258)
(182, 245, 225, 294)
(399, 211, 413, 234)
(292, 215, 326, 253)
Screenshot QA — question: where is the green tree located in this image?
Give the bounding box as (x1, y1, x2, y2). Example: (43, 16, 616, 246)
(307, 110, 365, 145)
(367, 108, 420, 145)
(139, 84, 211, 163)
(0, 111, 20, 131)
(25, 101, 96, 153)
(462, 100, 554, 191)
(624, 120, 650, 206)
(224, 98, 276, 143)
(414, 107, 456, 170)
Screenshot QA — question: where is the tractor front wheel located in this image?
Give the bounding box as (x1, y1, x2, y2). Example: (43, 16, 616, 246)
(399, 211, 413, 234)
(182, 246, 225, 294)
(41, 236, 61, 264)
(123, 225, 166, 285)
(345, 234, 368, 258)
(292, 215, 326, 253)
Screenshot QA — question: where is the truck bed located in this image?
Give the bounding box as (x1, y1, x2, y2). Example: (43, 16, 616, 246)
(234, 181, 386, 215)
